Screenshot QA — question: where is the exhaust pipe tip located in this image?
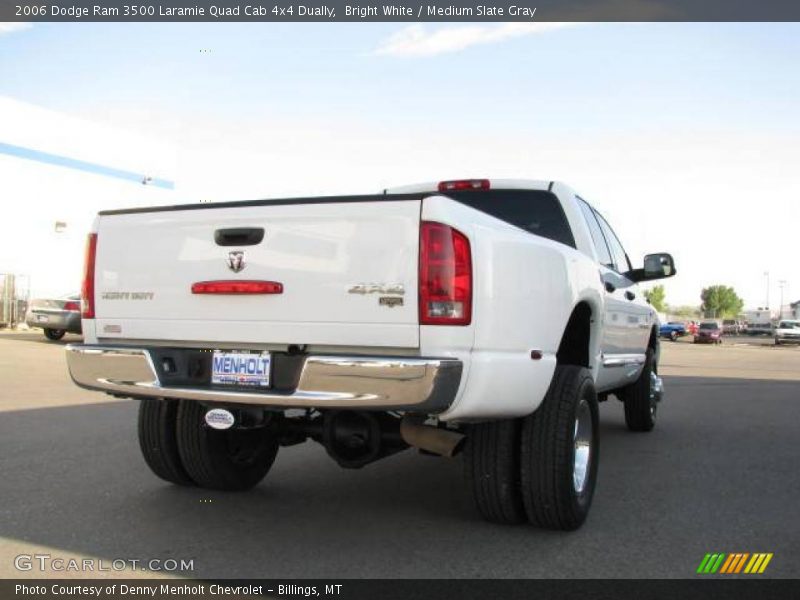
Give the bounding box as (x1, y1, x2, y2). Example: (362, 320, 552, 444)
(400, 415, 465, 458)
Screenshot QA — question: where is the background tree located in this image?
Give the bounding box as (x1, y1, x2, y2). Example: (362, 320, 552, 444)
(643, 285, 667, 312)
(672, 305, 702, 319)
(700, 285, 744, 318)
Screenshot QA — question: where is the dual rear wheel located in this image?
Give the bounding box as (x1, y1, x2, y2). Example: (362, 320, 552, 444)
(137, 399, 279, 490)
(465, 354, 658, 530)
(464, 365, 599, 530)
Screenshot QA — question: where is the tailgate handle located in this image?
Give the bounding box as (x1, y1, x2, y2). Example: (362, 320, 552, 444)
(215, 228, 264, 246)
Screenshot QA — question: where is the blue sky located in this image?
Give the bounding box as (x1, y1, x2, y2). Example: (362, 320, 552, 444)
(1, 22, 799, 309)
(3, 23, 799, 134)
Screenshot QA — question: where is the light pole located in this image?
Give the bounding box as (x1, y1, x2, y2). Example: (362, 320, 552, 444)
(764, 271, 770, 311)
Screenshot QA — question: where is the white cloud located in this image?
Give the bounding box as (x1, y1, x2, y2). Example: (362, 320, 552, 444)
(0, 23, 32, 35)
(373, 23, 579, 58)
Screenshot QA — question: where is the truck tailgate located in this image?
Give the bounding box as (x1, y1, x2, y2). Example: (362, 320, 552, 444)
(93, 199, 421, 348)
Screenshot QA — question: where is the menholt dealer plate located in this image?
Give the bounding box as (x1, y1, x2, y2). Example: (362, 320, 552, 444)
(211, 350, 271, 387)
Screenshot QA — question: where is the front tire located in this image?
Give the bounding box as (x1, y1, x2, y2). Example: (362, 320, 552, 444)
(520, 365, 599, 531)
(620, 348, 658, 432)
(43, 328, 65, 340)
(176, 402, 279, 491)
(464, 419, 526, 524)
(137, 399, 194, 486)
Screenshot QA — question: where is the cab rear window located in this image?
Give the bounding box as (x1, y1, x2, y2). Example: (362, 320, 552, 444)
(445, 190, 576, 248)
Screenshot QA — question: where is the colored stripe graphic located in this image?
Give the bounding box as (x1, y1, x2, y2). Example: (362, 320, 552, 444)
(719, 554, 735, 573)
(734, 553, 750, 573)
(0, 142, 174, 189)
(724, 553, 740, 573)
(697, 554, 713, 573)
(700, 553, 773, 574)
(758, 553, 773, 573)
(701, 553, 726, 573)
(721, 553, 749, 574)
(744, 554, 760, 573)
(711, 553, 726, 573)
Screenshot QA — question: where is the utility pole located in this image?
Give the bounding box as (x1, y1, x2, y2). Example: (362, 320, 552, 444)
(764, 271, 770, 311)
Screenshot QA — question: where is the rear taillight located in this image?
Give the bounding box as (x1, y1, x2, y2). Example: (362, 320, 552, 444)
(419, 222, 472, 326)
(63, 301, 80, 312)
(81, 233, 97, 319)
(437, 179, 490, 192)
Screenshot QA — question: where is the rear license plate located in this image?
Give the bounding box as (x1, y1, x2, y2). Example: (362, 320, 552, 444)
(211, 350, 271, 387)
(36, 315, 49, 323)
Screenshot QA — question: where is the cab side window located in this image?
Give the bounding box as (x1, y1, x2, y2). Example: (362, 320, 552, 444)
(594, 212, 632, 275)
(577, 197, 613, 268)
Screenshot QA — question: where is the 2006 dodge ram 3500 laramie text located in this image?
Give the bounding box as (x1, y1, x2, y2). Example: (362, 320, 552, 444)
(66, 178, 675, 530)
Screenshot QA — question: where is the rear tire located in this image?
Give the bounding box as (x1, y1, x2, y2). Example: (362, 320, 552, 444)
(44, 328, 65, 340)
(464, 419, 526, 524)
(137, 399, 194, 486)
(520, 365, 599, 531)
(620, 348, 657, 432)
(176, 401, 279, 491)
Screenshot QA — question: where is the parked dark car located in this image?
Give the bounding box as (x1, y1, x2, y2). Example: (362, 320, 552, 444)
(659, 321, 687, 341)
(747, 322, 773, 336)
(694, 321, 722, 344)
(24, 293, 82, 340)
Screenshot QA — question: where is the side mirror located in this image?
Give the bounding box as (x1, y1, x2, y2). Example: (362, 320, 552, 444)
(630, 253, 676, 282)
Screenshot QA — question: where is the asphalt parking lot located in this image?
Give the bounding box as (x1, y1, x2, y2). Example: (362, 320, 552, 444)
(0, 330, 798, 579)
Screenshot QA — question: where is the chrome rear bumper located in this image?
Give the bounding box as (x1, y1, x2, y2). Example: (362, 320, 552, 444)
(65, 345, 462, 413)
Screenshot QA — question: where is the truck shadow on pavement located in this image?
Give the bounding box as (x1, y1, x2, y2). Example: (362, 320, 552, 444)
(1, 375, 798, 578)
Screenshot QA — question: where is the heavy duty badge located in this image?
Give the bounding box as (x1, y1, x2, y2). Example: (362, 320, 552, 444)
(347, 283, 405, 295)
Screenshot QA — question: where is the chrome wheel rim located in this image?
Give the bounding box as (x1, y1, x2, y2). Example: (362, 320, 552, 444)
(573, 398, 593, 494)
(649, 370, 661, 419)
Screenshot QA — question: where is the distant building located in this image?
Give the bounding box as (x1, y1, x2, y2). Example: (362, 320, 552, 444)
(790, 301, 800, 320)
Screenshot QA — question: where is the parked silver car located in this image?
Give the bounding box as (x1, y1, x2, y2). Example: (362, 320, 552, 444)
(722, 319, 743, 335)
(25, 293, 82, 340)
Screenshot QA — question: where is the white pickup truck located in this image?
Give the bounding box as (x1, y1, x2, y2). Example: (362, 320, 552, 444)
(66, 179, 675, 530)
